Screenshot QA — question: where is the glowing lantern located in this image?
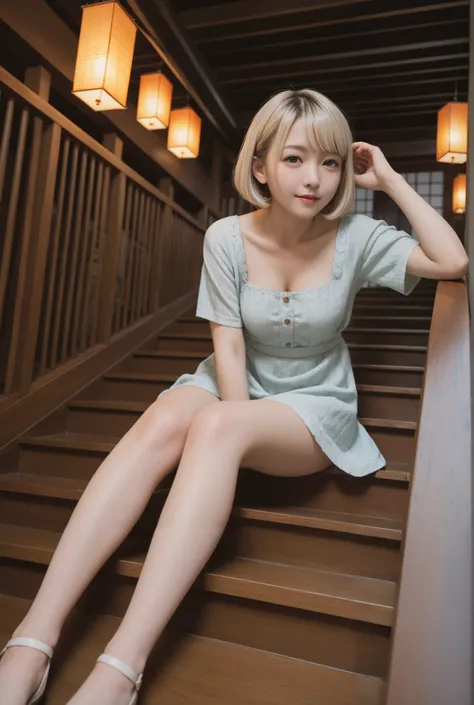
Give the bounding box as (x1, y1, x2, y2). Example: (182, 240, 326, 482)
(452, 173, 466, 214)
(436, 102, 468, 164)
(167, 106, 201, 158)
(72, 1, 136, 111)
(137, 72, 173, 129)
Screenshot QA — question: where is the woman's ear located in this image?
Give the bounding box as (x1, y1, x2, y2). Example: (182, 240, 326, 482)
(252, 155, 267, 185)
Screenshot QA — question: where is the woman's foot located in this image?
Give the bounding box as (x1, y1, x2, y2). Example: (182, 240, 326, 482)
(66, 660, 137, 705)
(0, 644, 50, 705)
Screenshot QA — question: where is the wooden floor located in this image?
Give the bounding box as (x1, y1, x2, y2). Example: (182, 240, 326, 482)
(0, 282, 437, 704)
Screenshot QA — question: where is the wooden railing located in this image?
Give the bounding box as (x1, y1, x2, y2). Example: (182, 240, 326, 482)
(386, 281, 472, 705)
(0, 66, 207, 402)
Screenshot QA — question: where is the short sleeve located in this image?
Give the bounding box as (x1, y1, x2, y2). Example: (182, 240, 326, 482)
(358, 218, 422, 296)
(195, 220, 243, 327)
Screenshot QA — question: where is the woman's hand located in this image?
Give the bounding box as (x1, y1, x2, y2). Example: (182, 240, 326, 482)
(352, 141, 400, 191)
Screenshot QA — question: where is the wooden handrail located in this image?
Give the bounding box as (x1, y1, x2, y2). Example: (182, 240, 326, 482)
(386, 281, 472, 705)
(0, 66, 205, 232)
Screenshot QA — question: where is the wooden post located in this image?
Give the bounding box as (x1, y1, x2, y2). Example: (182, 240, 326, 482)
(103, 133, 124, 160)
(25, 66, 51, 100)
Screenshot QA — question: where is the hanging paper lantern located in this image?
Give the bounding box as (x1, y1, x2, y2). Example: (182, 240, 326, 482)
(167, 106, 201, 158)
(72, 1, 136, 111)
(436, 102, 468, 163)
(452, 173, 466, 214)
(136, 72, 173, 130)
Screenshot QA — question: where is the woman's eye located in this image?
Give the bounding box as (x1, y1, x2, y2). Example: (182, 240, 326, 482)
(284, 156, 339, 167)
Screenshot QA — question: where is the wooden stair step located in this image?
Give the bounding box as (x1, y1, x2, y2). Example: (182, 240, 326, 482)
(21, 432, 118, 453)
(0, 473, 402, 541)
(20, 419, 416, 479)
(235, 505, 403, 541)
(0, 594, 384, 705)
(65, 395, 419, 435)
(360, 417, 417, 431)
(69, 399, 149, 413)
(353, 364, 424, 372)
(0, 523, 395, 626)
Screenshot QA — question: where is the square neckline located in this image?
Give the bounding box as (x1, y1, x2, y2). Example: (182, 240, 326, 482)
(233, 213, 347, 295)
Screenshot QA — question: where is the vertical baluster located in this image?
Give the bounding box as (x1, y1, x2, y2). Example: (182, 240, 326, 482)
(121, 186, 140, 330)
(62, 149, 88, 361)
(142, 198, 158, 316)
(90, 164, 111, 346)
(39, 137, 70, 375)
(0, 98, 14, 204)
(149, 201, 164, 313)
(112, 179, 132, 335)
(81, 161, 104, 351)
(136, 194, 151, 320)
(130, 190, 145, 326)
(97, 164, 126, 343)
(70, 155, 96, 359)
(0, 107, 28, 333)
(49, 142, 79, 369)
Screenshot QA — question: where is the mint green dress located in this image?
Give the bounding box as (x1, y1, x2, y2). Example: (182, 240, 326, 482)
(157, 213, 421, 477)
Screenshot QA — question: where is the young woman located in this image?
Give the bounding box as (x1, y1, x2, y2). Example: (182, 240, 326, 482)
(0, 89, 468, 705)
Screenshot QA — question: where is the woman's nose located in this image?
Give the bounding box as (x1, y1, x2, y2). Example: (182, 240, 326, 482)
(304, 165, 320, 187)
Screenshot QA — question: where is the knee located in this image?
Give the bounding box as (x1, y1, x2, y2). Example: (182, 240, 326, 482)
(138, 399, 188, 449)
(187, 402, 234, 442)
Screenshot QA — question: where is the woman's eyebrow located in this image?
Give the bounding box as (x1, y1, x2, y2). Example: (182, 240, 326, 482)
(283, 144, 338, 156)
(284, 144, 308, 151)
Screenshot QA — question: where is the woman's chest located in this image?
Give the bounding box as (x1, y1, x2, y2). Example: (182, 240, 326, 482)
(240, 281, 352, 346)
(243, 230, 339, 293)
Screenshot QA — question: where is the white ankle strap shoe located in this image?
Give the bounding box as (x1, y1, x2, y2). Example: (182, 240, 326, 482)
(0, 637, 54, 704)
(97, 653, 143, 705)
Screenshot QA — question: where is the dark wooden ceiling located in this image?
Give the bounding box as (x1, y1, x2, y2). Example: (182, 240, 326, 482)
(173, 0, 469, 144)
(42, 0, 469, 158)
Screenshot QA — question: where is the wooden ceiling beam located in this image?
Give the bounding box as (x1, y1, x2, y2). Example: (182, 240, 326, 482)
(216, 34, 467, 76)
(238, 84, 467, 119)
(192, 0, 467, 44)
(222, 49, 468, 85)
(230, 66, 469, 96)
(179, 0, 372, 30)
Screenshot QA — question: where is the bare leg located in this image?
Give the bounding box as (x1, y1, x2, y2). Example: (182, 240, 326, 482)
(0, 386, 218, 705)
(67, 398, 330, 705)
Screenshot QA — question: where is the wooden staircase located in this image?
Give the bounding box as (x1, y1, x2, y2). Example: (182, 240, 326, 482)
(0, 281, 437, 704)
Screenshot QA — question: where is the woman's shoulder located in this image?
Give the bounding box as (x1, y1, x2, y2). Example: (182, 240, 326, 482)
(344, 212, 384, 235)
(204, 215, 239, 242)
(344, 212, 398, 254)
(202, 215, 243, 269)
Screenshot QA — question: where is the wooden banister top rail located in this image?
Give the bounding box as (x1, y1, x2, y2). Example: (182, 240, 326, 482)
(386, 281, 472, 705)
(0, 66, 205, 233)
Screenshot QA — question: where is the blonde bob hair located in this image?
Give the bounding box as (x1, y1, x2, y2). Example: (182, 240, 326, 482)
(233, 89, 355, 220)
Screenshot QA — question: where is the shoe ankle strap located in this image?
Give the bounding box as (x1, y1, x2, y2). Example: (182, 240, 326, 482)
(1, 637, 53, 659)
(97, 653, 143, 691)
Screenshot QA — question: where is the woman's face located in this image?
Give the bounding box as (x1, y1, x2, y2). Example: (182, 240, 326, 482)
(254, 118, 343, 218)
